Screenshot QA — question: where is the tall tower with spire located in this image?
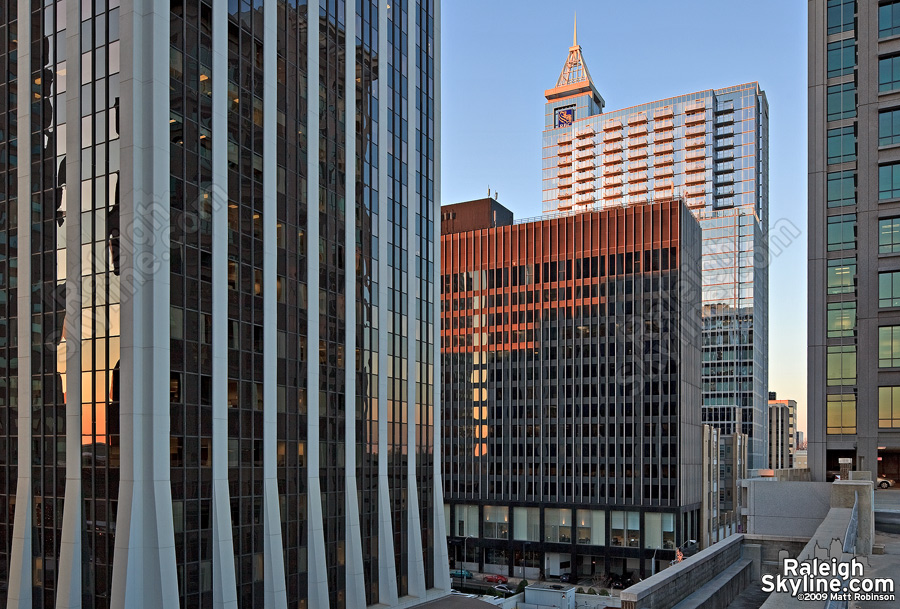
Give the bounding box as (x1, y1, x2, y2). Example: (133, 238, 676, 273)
(544, 16, 605, 132)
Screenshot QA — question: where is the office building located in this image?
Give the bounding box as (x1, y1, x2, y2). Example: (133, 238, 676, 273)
(0, 1, 447, 608)
(808, 0, 900, 483)
(542, 26, 770, 469)
(767, 393, 797, 470)
(700, 425, 720, 550)
(440, 196, 703, 580)
(719, 434, 747, 519)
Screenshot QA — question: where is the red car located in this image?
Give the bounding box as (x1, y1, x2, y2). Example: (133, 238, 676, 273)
(483, 574, 508, 584)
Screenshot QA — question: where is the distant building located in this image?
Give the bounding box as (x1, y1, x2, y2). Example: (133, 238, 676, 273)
(719, 434, 748, 521)
(441, 197, 703, 580)
(768, 394, 797, 469)
(540, 23, 770, 469)
(701, 426, 720, 549)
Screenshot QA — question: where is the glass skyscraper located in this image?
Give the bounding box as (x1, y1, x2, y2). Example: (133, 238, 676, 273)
(0, 1, 447, 608)
(540, 30, 770, 469)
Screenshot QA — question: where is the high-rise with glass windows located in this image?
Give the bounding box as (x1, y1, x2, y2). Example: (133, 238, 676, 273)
(0, 1, 447, 608)
(541, 26, 770, 469)
(809, 0, 900, 483)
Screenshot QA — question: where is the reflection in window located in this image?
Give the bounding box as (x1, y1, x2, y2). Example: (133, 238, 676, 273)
(878, 386, 900, 428)
(880, 1, 900, 38)
(826, 126, 856, 165)
(827, 171, 856, 207)
(513, 507, 540, 541)
(826, 40, 856, 78)
(880, 55, 900, 92)
(827, 0, 855, 35)
(880, 109, 900, 146)
(826, 213, 856, 251)
(826, 258, 856, 295)
(826, 83, 856, 121)
(483, 506, 509, 539)
(827, 302, 856, 337)
(826, 394, 857, 435)
(880, 272, 900, 308)
(879, 217, 900, 252)
(544, 508, 571, 543)
(879, 326, 900, 368)
(826, 345, 857, 386)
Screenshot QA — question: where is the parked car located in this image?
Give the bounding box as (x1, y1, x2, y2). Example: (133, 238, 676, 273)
(449, 569, 473, 579)
(493, 584, 513, 595)
(559, 573, 574, 583)
(877, 476, 896, 489)
(483, 574, 508, 583)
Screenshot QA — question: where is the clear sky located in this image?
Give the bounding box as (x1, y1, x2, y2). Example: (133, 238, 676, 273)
(440, 0, 809, 433)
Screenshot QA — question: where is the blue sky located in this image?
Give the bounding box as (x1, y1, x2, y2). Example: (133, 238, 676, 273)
(440, 1, 809, 433)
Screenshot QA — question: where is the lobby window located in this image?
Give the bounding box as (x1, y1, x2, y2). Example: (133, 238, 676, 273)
(827, 302, 856, 337)
(827, 257, 857, 295)
(879, 217, 900, 252)
(881, 1, 900, 38)
(878, 387, 900, 428)
(455, 504, 479, 537)
(610, 511, 640, 548)
(827, 171, 856, 207)
(826, 40, 856, 78)
(827, 0, 855, 34)
(483, 506, 509, 539)
(879, 326, 900, 367)
(827, 345, 857, 386)
(827, 126, 856, 164)
(575, 509, 604, 545)
(826, 394, 857, 435)
(513, 507, 540, 541)
(827, 83, 857, 121)
(880, 55, 900, 92)
(880, 272, 900, 307)
(544, 508, 572, 543)
(826, 213, 857, 251)
(880, 109, 900, 146)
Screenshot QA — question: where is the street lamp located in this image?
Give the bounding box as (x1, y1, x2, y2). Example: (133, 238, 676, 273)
(458, 534, 475, 589)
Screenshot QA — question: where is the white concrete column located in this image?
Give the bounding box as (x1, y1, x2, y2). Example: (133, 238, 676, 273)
(210, 2, 238, 607)
(376, 0, 399, 603)
(405, 0, 427, 600)
(431, 0, 451, 593)
(262, 1, 288, 607)
(56, 2, 84, 604)
(109, 2, 179, 608)
(343, 6, 368, 608)
(8, 0, 33, 603)
(305, 6, 331, 607)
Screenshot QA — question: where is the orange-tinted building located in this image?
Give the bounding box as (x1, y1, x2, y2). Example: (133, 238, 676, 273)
(441, 197, 703, 580)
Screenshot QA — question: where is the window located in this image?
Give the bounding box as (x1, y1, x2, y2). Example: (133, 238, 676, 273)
(455, 504, 479, 537)
(827, 171, 856, 207)
(880, 55, 900, 92)
(513, 507, 540, 541)
(827, 83, 857, 121)
(544, 508, 572, 543)
(879, 326, 900, 367)
(483, 505, 509, 539)
(827, 257, 857, 294)
(826, 213, 856, 251)
(880, 272, 900, 307)
(826, 394, 857, 435)
(827, 302, 856, 337)
(827, 0, 855, 34)
(827, 126, 856, 164)
(881, 1, 900, 38)
(575, 509, 605, 545)
(827, 40, 856, 78)
(879, 217, 900, 253)
(827, 345, 857, 385)
(880, 109, 900, 146)
(878, 386, 900, 428)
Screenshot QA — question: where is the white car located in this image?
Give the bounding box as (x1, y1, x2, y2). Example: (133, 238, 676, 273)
(877, 476, 895, 489)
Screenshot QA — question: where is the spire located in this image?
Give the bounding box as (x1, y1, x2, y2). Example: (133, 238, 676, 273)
(573, 12, 577, 46)
(555, 21, 593, 89)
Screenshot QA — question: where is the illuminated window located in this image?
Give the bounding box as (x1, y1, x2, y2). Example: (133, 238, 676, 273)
(826, 345, 856, 386)
(879, 326, 900, 367)
(826, 213, 856, 251)
(880, 272, 900, 307)
(826, 394, 857, 435)
(827, 302, 856, 337)
(878, 386, 900, 428)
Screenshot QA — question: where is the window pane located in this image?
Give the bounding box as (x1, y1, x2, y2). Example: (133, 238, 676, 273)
(827, 40, 856, 78)
(880, 1, 900, 38)
(879, 164, 900, 200)
(827, 126, 857, 164)
(879, 217, 900, 253)
(880, 272, 900, 307)
(827, 0, 856, 35)
(826, 302, 856, 337)
(827, 83, 857, 121)
(826, 345, 857, 385)
(826, 394, 856, 435)
(827, 257, 857, 294)
(827, 171, 856, 207)
(880, 109, 900, 146)
(826, 213, 857, 251)
(879, 326, 900, 368)
(878, 386, 900, 428)
(880, 56, 900, 92)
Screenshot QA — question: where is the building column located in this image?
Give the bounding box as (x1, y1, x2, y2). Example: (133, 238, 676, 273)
(109, 2, 179, 608)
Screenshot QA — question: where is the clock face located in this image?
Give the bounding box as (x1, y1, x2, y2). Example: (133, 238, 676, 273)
(556, 108, 574, 128)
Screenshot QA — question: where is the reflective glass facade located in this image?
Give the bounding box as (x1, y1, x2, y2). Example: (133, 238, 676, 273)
(441, 199, 703, 579)
(542, 64, 769, 469)
(0, 1, 447, 608)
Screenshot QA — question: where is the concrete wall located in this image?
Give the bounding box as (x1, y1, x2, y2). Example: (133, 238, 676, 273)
(620, 535, 743, 609)
(741, 480, 831, 537)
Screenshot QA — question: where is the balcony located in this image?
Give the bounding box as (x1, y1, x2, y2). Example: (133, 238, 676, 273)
(654, 106, 674, 119)
(603, 153, 624, 165)
(715, 149, 734, 161)
(558, 144, 573, 155)
(654, 178, 674, 190)
(715, 137, 734, 149)
(575, 159, 595, 171)
(687, 197, 707, 208)
(558, 197, 573, 209)
(685, 185, 706, 197)
(576, 125, 595, 138)
(558, 177, 573, 187)
(629, 182, 648, 194)
(655, 142, 674, 155)
(629, 125, 648, 137)
(630, 159, 648, 171)
(559, 154, 573, 166)
(603, 175, 624, 187)
(604, 130, 623, 141)
(574, 170, 593, 182)
(574, 148, 595, 160)
(685, 148, 706, 161)
(575, 137, 594, 148)
(627, 147, 648, 159)
(628, 171, 648, 182)
(685, 124, 707, 137)
(558, 164, 574, 176)
(715, 113, 734, 127)
(685, 160, 706, 173)
(685, 171, 706, 184)
(655, 165, 674, 177)
(574, 181, 594, 193)
(715, 185, 735, 197)
(558, 188, 573, 198)
(629, 136, 648, 148)
(606, 163, 624, 175)
(628, 112, 648, 124)
(685, 99, 707, 113)
(715, 161, 733, 173)
(630, 194, 649, 205)
(684, 136, 705, 149)
(715, 172, 734, 185)
(685, 111, 706, 125)
(715, 125, 734, 137)
(558, 132, 574, 145)
(605, 187, 623, 198)
(654, 118, 674, 131)
(654, 154, 674, 166)
(574, 192, 595, 204)
(655, 129, 674, 142)
(603, 118, 623, 131)
(605, 141, 624, 152)
(715, 100, 734, 113)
